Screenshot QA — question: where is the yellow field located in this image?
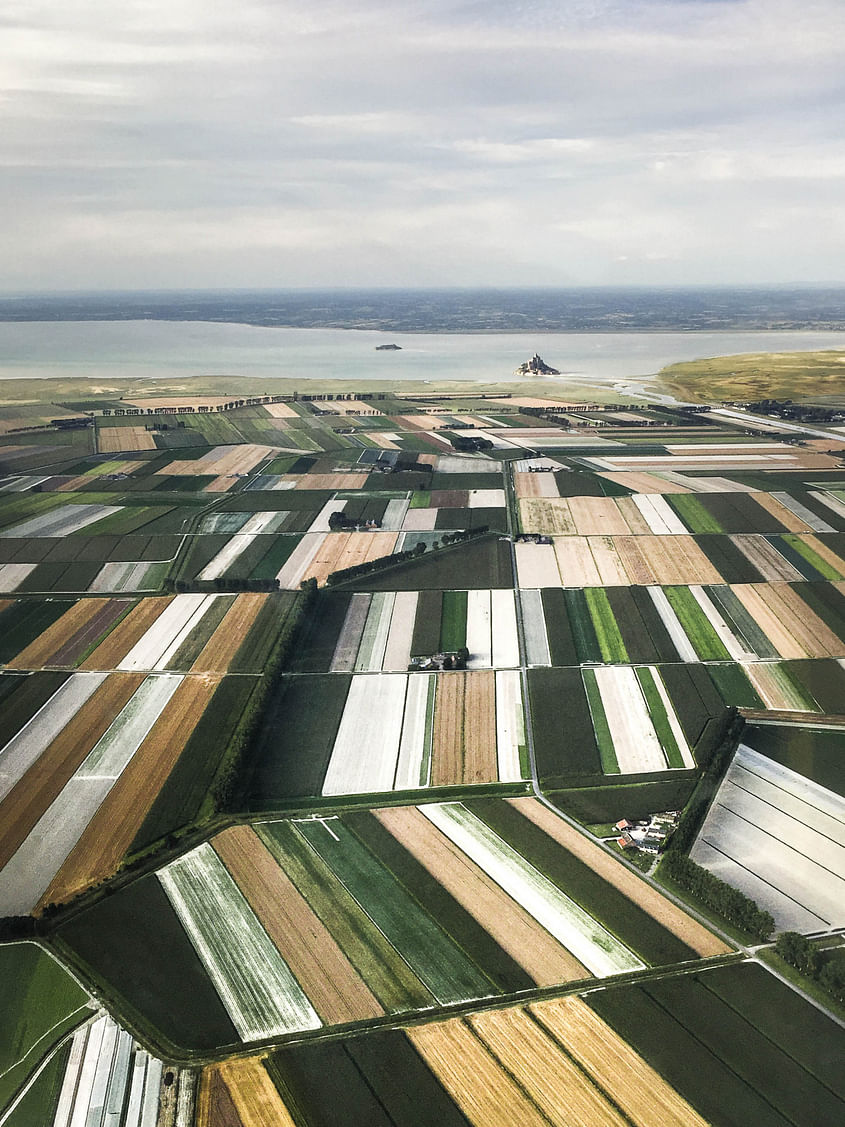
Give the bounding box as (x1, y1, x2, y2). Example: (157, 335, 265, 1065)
(98, 426, 157, 452)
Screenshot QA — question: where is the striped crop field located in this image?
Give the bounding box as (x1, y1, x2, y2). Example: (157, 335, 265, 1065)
(0, 672, 181, 916)
(691, 744, 845, 932)
(515, 535, 723, 588)
(320, 671, 526, 795)
(589, 666, 695, 773)
(159, 842, 322, 1042)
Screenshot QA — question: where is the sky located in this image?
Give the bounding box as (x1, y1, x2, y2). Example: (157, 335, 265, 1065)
(3, 0, 845, 290)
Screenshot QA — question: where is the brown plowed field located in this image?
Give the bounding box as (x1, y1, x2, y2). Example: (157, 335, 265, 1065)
(48, 599, 133, 668)
(730, 535, 803, 582)
(212, 825, 383, 1025)
(196, 1067, 245, 1127)
(462, 670, 497, 783)
(7, 599, 108, 669)
(672, 536, 722, 584)
(731, 585, 806, 658)
(469, 1007, 629, 1127)
(431, 672, 464, 786)
(191, 594, 267, 673)
(56, 475, 93, 492)
(756, 583, 843, 657)
(375, 807, 588, 985)
(98, 427, 157, 452)
(0, 673, 144, 872)
(216, 1060, 297, 1127)
(289, 473, 370, 490)
(531, 997, 709, 1127)
(514, 472, 559, 499)
(614, 497, 654, 534)
(613, 537, 654, 584)
(37, 674, 217, 908)
(205, 476, 237, 493)
(751, 492, 811, 532)
(509, 799, 729, 956)
(81, 597, 172, 669)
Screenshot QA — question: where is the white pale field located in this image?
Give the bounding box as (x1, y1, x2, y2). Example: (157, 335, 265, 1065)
(276, 532, 326, 587)
(117, 594, 214, 670)
(520, 589, 551, 666)
(515, 542, 561, 588)
(159, 843, 321, 1042)
(593, 666, 666, 774)
(495, 670, 525, 782)
(0, 562, 36, 591)
(692, 746, 845, 932)
(491, 590, 520, 668)
(688, 586, 753, 660)
(382, 591, 418, 672)
(773, 491, 835, 533)
(394, 673, 434, 789)
(0, 671, 108, 802)
(0, 674, 182, 916)
(466, 590, 492, 669)
(0, 503, 122, 539)
(420, 803, 643, 977)
(322, 673, 408, 796)
(308, 499, 348, 534)
(354, 592, 395, 672)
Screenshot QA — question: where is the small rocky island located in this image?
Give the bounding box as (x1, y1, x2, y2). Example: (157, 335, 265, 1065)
(515, 352, 560, 375)
(375, 343, 402, 351)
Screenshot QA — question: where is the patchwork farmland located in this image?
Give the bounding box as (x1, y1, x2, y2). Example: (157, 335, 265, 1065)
(2, 380, 845, 1125)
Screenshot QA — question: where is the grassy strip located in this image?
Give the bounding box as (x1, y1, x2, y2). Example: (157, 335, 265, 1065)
(409, 490, 431, 508)
(584, 588, 628, 663)
(247, 534, 299, 580)
(410, 590, 442, 656)
(3, 1039, 72, 1127)
(582, 668, 619, 773)
(606, 587, 660, 663)
(780, 658, 844, 714)
(439, 590, 468, 651)
(663, 587, 731, 661)
(549, 777, 698, 825)
(228, 590, 298, 674)
(706, 584, 778, 657)
(563, 588, 601, 663)
(779, 534, 843, 580)
(667, 493, 725, 534)
(164, 595, 235, 670)
(706, 663, 765, 709)
(636, 667, 684, 768)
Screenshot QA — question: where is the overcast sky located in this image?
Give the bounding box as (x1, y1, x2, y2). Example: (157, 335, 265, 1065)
(3, 0, 845, 290)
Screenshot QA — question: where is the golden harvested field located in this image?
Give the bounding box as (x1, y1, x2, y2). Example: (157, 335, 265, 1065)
(215, 1060, 297, 1127)
(213, 826, 383, 1025)
(38, 674, 218, 908)
(568, 497, 632, 536)
(462, 670, 497, 783)
(431, 671, 497, 786)
(191, 593, 266, 673)
(56, 474, 93, 492)
(365, 432, 400, 449)
(519, 498, 575, 534)
(124, 396, 237, 409)
(431, 672, 463, 786)
(82, 597, 172, 669)
(98, 426, 157, 452)
(407, 1020, 552, 1127)
(730, 535, 803, 582)
(490, 396, 575, 409)
(302, 531, 398, 586)
(263, 402, 300, 418)
(636, 535, 720, 585)
(600, 471, 691, 494)
(0, 673, 145, 872)
(731, 585, 806, 658)
(612, 537, 654, 585)
(196, 1067, 244, 1127)
(287, 472, 370, 491)
(162, 444, 276, 476)
(510, 799, 730, 957)
(204, 475, 238, 493)
(586, 537, 629, 586)
(468, 1007, 629, 1127)
(754, 583, 843, 657)
(553, 538, 602, 586)
(614, 497, 653, 534)
(374, 807, 588, 986)
(315, 399, 383, 415)
(530, 997, 709, 1127)
(751, 492, 812, 533)
(514, 472, 559, 499)
(7, 599, 109, 669)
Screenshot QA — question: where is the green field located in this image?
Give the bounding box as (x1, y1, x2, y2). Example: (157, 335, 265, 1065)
(0, 944, 89, 1117)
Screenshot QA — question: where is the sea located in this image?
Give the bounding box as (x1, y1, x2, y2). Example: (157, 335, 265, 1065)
(1, 320, 844, 387)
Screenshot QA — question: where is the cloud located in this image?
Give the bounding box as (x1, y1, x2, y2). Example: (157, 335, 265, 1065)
(2, 0, 845, 287)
